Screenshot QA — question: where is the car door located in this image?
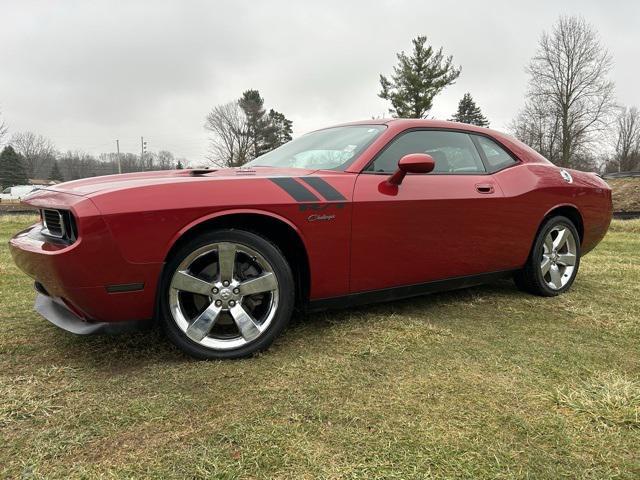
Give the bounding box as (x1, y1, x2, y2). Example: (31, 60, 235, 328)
(350, 129, 513, 293)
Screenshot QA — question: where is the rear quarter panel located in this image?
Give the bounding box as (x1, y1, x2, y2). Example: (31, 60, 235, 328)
(494, 164, 612, 261)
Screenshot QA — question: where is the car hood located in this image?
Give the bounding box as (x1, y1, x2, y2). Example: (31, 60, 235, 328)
(43, 167, 319, 196)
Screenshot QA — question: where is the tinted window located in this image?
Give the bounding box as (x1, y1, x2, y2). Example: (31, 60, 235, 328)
(475, 136, 516, 172)
(366, 130, 486, 174)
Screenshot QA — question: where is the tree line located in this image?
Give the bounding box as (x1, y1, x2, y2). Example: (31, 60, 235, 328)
(0, 124, 186, 188)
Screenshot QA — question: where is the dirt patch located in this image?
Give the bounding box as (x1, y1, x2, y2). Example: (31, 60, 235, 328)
(607, 177, 640, 212)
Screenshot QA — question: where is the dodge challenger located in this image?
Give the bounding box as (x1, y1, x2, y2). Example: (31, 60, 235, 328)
(9, 119, 612, 359)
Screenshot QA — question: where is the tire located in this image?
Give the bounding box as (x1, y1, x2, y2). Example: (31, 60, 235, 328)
(514, 215, 581, 297)
(160, 229, 295, 359)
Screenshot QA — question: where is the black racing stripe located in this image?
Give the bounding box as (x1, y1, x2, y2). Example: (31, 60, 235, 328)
(300, 177, 347, 201)
(269, 177, 319, 202)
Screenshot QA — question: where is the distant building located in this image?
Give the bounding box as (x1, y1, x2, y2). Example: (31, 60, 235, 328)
(29, 179, 60, 186)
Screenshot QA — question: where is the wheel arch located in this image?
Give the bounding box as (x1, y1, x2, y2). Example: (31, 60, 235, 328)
(520, 204, 584, 267)
(514, 204, 583, 297)
(542, 204, 584, 244)
(162, 209, 311, 308)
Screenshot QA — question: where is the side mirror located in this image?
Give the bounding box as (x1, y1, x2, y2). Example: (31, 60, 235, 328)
(387, 153, 435, 185)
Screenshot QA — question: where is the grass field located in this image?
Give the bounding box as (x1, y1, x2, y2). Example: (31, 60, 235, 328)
(1, 216, 638, 479)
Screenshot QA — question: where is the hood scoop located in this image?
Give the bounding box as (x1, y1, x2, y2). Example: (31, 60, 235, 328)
(189, 169, 218, 176)
(189, 167, 257, 176)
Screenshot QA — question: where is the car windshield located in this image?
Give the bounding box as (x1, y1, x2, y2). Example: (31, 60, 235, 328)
(246, 125, 386, 170)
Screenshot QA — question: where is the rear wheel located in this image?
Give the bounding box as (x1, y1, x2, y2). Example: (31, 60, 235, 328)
(514, 215, 581, 296)
(160, 229, 294, 359)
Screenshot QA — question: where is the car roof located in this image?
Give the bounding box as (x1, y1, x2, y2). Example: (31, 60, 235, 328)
(332, 118, 505, 136)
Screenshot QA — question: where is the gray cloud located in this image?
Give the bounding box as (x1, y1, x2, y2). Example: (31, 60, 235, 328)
(1, 0, 638, 162)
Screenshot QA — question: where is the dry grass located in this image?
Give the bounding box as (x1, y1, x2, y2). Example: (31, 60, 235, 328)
(0, 215, 639, 479)
(607, 177, 640, 212)
(610, 218, 640, 234)
(554, 372, 640, 428)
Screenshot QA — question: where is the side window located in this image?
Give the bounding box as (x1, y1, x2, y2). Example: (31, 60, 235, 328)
(475, 136, 517, 172)
(366, 130, 486, 174)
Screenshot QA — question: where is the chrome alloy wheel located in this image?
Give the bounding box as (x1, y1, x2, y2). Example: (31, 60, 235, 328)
(540, 226, 577, 290)
(169, 242, 279, 350)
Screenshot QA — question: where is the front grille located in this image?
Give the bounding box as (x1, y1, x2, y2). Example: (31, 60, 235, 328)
(41, 209, 77, 244)
(42, 209, 65, 238)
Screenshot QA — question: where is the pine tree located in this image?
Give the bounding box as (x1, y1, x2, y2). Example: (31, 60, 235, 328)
(49, 160, 64, 182)
(239, 90, 266, 158)
(379, 36, 461, 118)
(0, 145, 29, 188)
(176, 160, 184, 169)
(238, 90, 294, 158)
(259, 109, 293, 155)
(450, 93, 489, 127)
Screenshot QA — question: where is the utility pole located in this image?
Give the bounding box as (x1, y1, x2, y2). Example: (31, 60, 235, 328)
(116, 139, 122, 174)
(140, 136, 147, 170)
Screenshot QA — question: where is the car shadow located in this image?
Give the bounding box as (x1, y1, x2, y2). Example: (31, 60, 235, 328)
(49, 279, 522, 374)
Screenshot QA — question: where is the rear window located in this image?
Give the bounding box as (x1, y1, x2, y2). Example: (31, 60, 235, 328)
(475, 136, 517, 172)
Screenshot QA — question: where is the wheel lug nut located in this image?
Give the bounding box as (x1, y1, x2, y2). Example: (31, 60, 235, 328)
(222, 281, 230, 287)
(229, 300, 236, 307)
(212, 288, 219, 294)
(233, 288, 240, 294)
(215, 300, 222, 307)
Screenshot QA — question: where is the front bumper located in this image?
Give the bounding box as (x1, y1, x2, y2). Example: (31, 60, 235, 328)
(10, 219, 162, 324)
(35, 291, 151, 335)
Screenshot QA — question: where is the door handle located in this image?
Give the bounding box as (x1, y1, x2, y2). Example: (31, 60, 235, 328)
(475, 183, 494, 194)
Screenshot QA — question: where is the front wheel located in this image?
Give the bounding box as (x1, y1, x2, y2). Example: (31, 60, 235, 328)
(160, 229, 294, 359)
(514, 215, 581, 297)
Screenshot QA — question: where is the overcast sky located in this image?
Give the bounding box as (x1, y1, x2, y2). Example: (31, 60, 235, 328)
(1, 0, 638, 164)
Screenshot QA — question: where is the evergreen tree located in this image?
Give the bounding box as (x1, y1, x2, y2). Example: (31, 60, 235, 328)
(379, 36, 461, 118)
(259, 109, 293, 155)
(0, 145, 28, 188)
(450, 93, 489, 127)
(176, 160, 184, 169)
(238, 90, 294, 158)
(239, 89, 266, 158)
(49, 160, 64, 182)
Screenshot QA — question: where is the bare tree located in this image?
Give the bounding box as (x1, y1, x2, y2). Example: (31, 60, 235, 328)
(205, 101, 252, 167)
(118, 152, 144, 173)
(156, 150, 175, 170)
(0, 109, 8, 146)
(519, 16, 616, 167)
(611, 106, 640, 172)
(58, 151, 103, 180)
(511, 97, 562, 163)
(10, 131, 57, 178)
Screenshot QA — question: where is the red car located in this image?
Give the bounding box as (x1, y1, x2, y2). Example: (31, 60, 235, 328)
(10, 119, 612, 359)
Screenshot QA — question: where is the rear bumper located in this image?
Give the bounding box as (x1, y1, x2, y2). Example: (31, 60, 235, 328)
(34, 291, 152, 335)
